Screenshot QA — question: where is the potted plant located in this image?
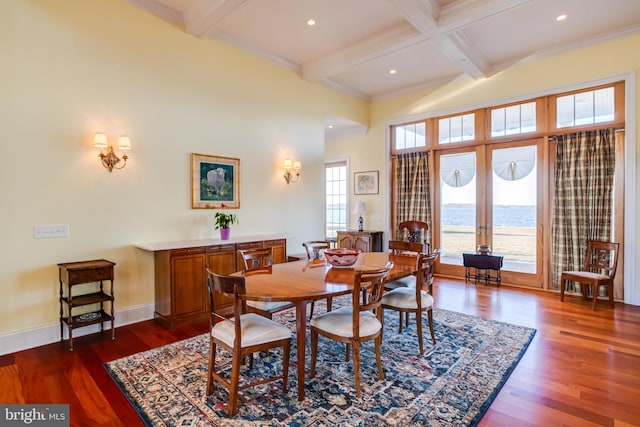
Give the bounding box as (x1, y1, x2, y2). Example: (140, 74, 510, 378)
(214, 204, 238, 240)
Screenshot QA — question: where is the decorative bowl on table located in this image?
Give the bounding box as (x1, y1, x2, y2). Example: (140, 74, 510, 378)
(324, 248, 360, 267)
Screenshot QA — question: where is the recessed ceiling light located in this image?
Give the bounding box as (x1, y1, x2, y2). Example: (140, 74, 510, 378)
(389, 69, 397, 75)
(327, 125, 334, 129)
(556, 14, 567, 21)
(307, 19, 316, 26)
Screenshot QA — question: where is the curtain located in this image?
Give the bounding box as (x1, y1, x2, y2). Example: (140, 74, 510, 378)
(395, 151, 431, 244)
(551, 128, 615, 290)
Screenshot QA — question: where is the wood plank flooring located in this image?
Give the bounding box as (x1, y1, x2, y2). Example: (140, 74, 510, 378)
(1, 278, 639, 426)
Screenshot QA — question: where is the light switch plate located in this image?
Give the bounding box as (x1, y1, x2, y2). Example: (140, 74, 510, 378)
(34, 224, 70, 239)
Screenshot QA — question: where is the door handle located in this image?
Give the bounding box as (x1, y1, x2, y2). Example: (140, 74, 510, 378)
(477, 225, 483, 235)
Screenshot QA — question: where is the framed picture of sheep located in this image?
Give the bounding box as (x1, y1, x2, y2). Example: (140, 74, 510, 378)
(191, 153, 240, 209)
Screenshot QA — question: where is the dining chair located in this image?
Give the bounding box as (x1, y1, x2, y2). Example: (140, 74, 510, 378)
(303, 240, 333, 319)
(309, 264, 392, 398)
(205, 270, 291, 417)
(560, 240, 619, 311)
(382, 251, 439, 355)
(398, 220, 430, 253)
(239, 248, 294, 319)
(384, 240, 429, 291)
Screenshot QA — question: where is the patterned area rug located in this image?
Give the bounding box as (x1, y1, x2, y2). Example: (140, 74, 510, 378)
(105, 302, 535, 426)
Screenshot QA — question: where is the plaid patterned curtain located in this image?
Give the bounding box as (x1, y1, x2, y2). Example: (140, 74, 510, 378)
(551, 128, 615, 290)
(395, 152, 431, 244)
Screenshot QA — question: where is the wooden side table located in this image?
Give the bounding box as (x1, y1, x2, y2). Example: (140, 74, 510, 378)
(58, 259, 115, 351)
(462, 253, 504, 286)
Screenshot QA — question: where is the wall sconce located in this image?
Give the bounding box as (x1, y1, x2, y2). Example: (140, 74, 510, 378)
(93, 133, 132, 172)
(352, 200, 367, 231)
(283, 159, 302, 184)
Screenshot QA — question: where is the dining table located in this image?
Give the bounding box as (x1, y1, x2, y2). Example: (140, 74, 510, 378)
(239, 251, 416, 401)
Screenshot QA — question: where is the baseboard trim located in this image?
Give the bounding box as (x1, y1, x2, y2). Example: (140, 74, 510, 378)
(0, 303, 155, 356)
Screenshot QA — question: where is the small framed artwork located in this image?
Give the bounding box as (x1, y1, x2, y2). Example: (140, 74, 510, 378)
(191, 153, 240, 209)
(354, 170, 379, 195)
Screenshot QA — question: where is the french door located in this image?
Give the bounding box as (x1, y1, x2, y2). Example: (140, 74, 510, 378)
(434, 139, 543, 287)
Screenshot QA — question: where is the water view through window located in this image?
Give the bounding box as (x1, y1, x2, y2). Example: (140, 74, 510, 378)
(439, 146, 537, 274)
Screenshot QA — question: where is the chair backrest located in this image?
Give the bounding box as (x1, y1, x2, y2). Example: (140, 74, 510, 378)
(398, 221, 430, 253)
(206, 269, 246, 335)
(302, 240, 331, 260)
(415, 250, 440, 299)
(389, 239, 425, 254)
(352, 264, 392, 337)
(584, 240, 619, 279)
(240, 248, 273, 271)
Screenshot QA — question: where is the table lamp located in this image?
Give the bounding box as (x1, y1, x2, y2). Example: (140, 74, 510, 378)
(352, 201, 367, 232)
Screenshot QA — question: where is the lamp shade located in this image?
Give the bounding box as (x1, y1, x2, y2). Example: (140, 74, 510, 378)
(352, 201, 367, 215)
(118, 135, 132, 151)
(283, 159, 292, 170)
(93, 132, 108, 148)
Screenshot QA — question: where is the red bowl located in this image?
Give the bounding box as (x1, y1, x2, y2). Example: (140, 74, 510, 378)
(324, 248, 360, 267)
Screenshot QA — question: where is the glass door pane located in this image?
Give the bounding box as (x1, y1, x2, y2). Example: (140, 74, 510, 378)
(439, 151, 477, 267)
(490, 145, 537, 274)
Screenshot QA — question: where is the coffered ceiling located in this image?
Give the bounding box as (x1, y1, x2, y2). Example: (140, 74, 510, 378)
(125, 0, 640, 137)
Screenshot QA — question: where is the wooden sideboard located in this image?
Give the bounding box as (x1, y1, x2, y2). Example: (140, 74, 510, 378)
(136, 235, 286, 327)
(337, 230, 383, 252)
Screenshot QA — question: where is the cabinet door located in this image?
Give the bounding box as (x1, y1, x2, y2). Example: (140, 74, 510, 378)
(337, 233, 354, 249)
(264, 239, 287, 264)
(206, 245, 236, 308)
(354, 235, 371, 252)
(171, 251, 206, 318)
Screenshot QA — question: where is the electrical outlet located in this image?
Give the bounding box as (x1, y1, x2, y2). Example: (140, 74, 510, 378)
(34, 224, 70, 239)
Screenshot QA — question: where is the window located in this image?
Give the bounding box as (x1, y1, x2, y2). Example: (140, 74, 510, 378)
(438, 113, 475, 144)
(556, 87, 614, 128)
(491, 102, 537, 137)
(393, 122, 426, 151)
(325, 161, 347, 238)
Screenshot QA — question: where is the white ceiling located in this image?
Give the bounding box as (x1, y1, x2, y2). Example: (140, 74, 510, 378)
(126, 0, 640, 137)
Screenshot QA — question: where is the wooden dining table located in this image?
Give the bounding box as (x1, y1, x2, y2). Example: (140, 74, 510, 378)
(239, 252, 416, 401)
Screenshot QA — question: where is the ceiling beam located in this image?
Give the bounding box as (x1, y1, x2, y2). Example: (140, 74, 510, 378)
(302, 23, 426, 82)
(183, 0, 250, 37)
(387, 0, 493, 78)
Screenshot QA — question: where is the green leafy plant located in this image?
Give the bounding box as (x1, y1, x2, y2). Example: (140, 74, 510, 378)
(214, 204, 238, 230)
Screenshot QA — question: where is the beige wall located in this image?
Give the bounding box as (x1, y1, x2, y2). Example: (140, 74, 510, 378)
(327, 33, 640, 305)
(0, 0, 368, 348)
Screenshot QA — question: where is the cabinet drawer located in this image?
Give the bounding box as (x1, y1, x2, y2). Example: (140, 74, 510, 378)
(263, 239, 286, 247)
(170, 247, 205, 257)
(236, 241, 263, 250)
(65, 266, 113, 285)
(206, 244, 235, 253)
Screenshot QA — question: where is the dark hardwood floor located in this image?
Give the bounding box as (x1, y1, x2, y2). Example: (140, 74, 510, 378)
(2, 278, 639, 426)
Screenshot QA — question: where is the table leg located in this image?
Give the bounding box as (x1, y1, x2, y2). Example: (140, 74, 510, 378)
(296, 300, 308, 401)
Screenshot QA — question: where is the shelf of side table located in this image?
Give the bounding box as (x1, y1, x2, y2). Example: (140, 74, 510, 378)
(58, 259, 115, 351)
(462, 253, 504, 286)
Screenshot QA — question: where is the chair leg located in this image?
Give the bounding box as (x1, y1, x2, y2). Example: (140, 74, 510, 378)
(560, 278, 566, 302)
(592, 284, 598, 311)
(309, 301, 315, 320)
(327, 297, 333, 311)
(309, 330, 318, 378)
(282, 342, 290, 392)
(398, 312, 403, 333)
(206, 340, 216, 395)
(353, 341, 361, 398)
(405, 312, 410, 328)
(609, 284, 615, 308)
(427, 308, 436, 345)
(375, 335, 384, 381)
(416, 311, 424, 356)
(227, 350, 242, 417)
(345, 343, 350, 361)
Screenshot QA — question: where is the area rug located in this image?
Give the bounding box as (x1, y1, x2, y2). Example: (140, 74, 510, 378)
(105, 302, 535, 426)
